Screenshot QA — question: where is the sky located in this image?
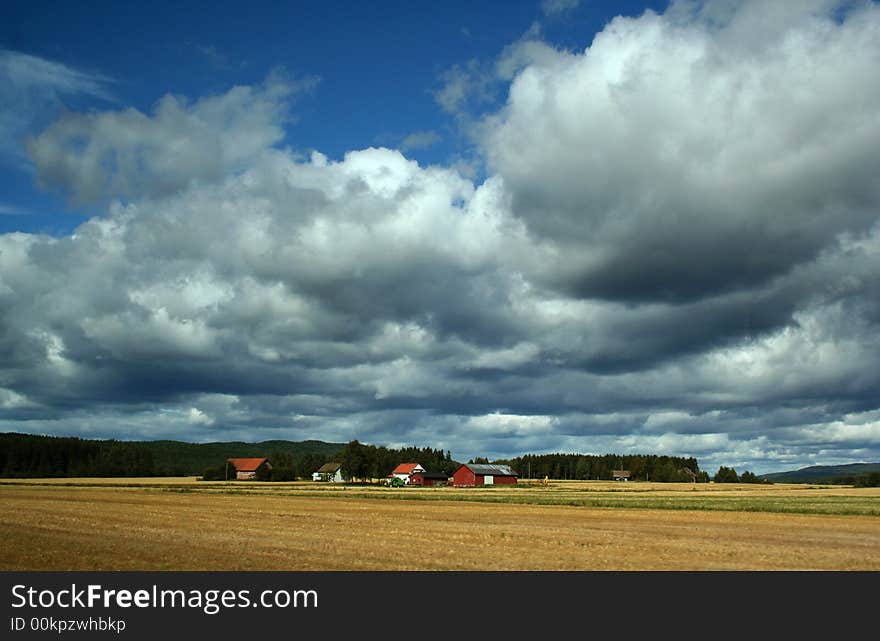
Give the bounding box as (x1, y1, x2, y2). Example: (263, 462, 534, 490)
(1, 0, 879, 474)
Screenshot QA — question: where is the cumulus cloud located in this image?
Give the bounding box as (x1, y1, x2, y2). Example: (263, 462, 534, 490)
(26, 71, 317, 204)
(485, 1, 880, 303)
(2, 1, 879, 473)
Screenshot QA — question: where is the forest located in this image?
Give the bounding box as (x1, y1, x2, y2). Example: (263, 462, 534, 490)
(1, 432, 714, 482)
(496, 452, 707, 482)
(0, 432, 155, 477)
(0, 433, 457, 480)
(0, 432, 339, 478)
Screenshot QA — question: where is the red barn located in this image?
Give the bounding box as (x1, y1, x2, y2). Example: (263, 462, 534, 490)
(227, 457, 271, 480)
(409, 471, 450, 487)
(453, 463, 518, 486)
(387, 462, 425, 485)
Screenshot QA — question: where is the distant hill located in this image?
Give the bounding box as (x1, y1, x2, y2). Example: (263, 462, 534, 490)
(136, 438, 345, 475)
(0, 432, 345, 477)
(759, 463, 880, 484)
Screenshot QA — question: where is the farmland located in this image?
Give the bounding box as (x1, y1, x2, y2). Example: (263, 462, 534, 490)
(1, 479, 878, 570)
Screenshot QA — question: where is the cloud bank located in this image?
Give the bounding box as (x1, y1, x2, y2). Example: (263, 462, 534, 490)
(2, 1, 880, 472)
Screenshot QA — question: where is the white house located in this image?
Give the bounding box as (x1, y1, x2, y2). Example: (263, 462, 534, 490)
(386, 462, 425, 485)
(313, 462, 344, 482)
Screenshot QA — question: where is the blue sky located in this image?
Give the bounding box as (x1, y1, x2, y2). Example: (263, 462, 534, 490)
(2, 1, 879, 474)
(2, 0, 664, 233)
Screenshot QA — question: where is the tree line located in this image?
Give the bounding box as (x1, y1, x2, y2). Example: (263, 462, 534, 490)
(0, 433, 461, 481)
(0, 433, 155, 477)
(712, 466, 771, 483)
(812, 471, 880, 487)
(200, 449, 334, 481)
(11, 432, 792, 486)
(496, 452, 707, 482)
(335, 440, 458, 482)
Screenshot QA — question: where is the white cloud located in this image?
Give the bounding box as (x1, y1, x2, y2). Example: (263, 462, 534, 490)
(2, 2, 880, 473)
(1, 50, 111, 98)
(467, 413, 557, 436)
(0, 50, 113, 168)
(434, 60, 496, 116)
(541, 0, 581, 17)
(26, 71, 316, 204)
(399, 130, 441, 152)
(0, 388, 34, 409)
(0, 203, 29, 216)
(485, 2, 880, 303)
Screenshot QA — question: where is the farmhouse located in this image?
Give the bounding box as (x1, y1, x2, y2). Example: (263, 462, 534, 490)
(453, 463, 519, 486)
(409, 471, 450, 487)
(612, 470, 632, 481)
(227, 457, 271, 480)
(387, 462, 425, 485)
(313, 462, 344, 482)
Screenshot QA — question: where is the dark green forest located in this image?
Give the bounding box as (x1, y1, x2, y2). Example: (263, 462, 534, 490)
(334, 439, 459, 482)
(0, 433, 341, 478)
(0, 433, 457, 480)
(0, 433, 155, 478)
(495, 452, 707, 482)
(201, 440, 459, 481)
(0, 432, 743, 484)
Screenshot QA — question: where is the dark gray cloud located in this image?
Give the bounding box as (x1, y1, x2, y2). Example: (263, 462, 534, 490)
(485, 1, 880, 303)
(1, 1, 879, 473)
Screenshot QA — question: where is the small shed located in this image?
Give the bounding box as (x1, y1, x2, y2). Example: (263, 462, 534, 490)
(409, 471, 450, 487)
(387, 462, 425, 485)
(313, 462, 344, 482)
(227, 457, 272, 480)
(453, 463, 518, 487)
(612, 470, 631, 481)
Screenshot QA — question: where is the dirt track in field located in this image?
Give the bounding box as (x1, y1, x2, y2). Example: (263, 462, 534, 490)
(2, 484, 878, 570)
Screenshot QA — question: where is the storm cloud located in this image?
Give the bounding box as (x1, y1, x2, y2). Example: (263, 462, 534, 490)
(2, 0, 879, 472)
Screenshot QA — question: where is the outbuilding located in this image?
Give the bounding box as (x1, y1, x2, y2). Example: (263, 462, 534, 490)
(387, 462, 425, 485)
(313, 462, 344, 482)
(227, 457, 272, 480)
(409, 471, 450, 487)
(612, 470, 632, 481)
(453, 463, 518, 486)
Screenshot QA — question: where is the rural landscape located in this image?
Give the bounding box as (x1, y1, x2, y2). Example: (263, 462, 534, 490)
(4, 1, 880, 582)
(3, 477, 879, 571)
(2, 433, 878, 571)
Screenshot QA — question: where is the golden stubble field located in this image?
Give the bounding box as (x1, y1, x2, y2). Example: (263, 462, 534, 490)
(1, 479, 878, 570)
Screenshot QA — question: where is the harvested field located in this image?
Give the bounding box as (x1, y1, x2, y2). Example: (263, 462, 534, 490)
(1, 480, 878, 570)
(4, 477, 879, 515)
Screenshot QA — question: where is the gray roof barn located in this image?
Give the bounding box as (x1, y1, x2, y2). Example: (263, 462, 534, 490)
(465, 464, 519, 477)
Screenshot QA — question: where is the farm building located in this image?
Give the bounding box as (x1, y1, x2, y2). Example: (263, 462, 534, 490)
(313, 462, 344, 482)
(387, 462, 425, 485)
(409, 471, 450, 487)
(227, 457, 272, 480)
(453, 463, 518, 486)
(612, 470, 632, 481)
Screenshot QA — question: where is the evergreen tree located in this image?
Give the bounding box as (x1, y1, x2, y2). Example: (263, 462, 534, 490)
(714, 466, 739, 483)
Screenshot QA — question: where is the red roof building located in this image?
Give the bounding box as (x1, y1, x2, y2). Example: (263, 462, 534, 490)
(452, 463, 518, 487)
(227, 457, 272, 480)
(391, 463, 422, 475)
(387, 462, 426, 485)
